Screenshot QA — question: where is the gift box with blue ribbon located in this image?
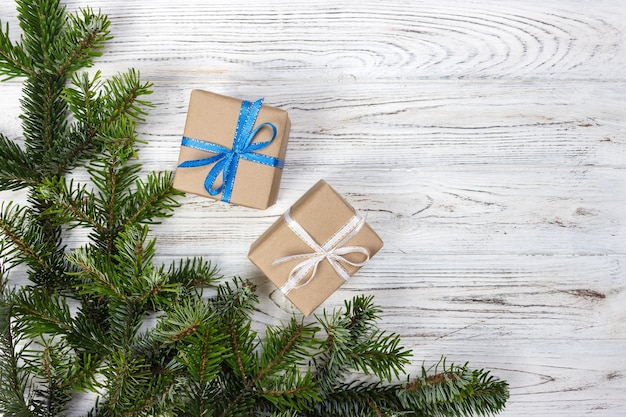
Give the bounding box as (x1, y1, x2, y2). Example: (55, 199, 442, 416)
(173, 90, 290, 209)
(248, 180, 384, 315)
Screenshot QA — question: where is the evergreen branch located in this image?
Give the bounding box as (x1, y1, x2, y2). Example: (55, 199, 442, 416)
(51, 127, 99, 176)
(15, 0, 65, 70)
(52, 71, 104, 174)
(102, 69, 153, 123)
(119, 375, 178, 417)
(0, 132, 40, 191)
(107, 299, 143, 348)
(105, 155, 121, 246)
(227, 318, 251, 385)
(0, 202, 69, 287)
(400, 360, 509, 417)
(100, 349, 153, 415)
(306, 381, 400, 417)
(0, 288, 36, 415)
(313, 295, 410, 393)
(175, 324, 230, 414)
(0, 21, 36, 79)
(257, 319, 319, 383)
(161, 256, 222, 291)
(63, 70, 102, 123)
(270, 411, 299, 417)
(343, 295, 382, 338)
(119, 171, 182, 228)
(13, 287, 74, 336)
(215, 277, 259, 317)
(17, 1, 71, 159)
(67, 247, 130, 302)
(69, 306, 110, 356)
(54, 70, 152, 175)
(346, 329, 411, 382)
(111, 225, 155, 281)
(39, 176, 106, 232)
(256, 367, 320, 412)
(53, 8, 111, 77)
(20, 69, 69, 164)
(21, 337, 74, 415)
(215, 282, 260, 388)
(57, 351, 100, 392)
(87, 153, 140, 252)
(195, 327, 227, 383)
(150, 297, 216, 345)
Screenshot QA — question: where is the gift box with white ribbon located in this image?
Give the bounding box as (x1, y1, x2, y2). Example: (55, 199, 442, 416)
(248, 180, 384, 315)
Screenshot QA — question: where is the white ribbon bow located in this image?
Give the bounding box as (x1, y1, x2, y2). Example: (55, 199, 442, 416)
(272, 208, 370, 294)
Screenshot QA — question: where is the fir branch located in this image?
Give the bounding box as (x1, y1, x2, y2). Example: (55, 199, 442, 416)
(256, 366, 320, 412)
(39, 176, 105, 233)
(216, 278, 259, 387)
(53, 8, 111, 77)
(52, 71, 104, 174)
(313, 295, 411, 394)
(0, 21, 36, 79)
(160, 256, 222, 291)
(101, 69, 153, 123)
(215, 277, 259, 316)
(175, 323, 231, 414)
(0, 288, 36, 415)
(119, 171, 182, 228)
(235, 320, 320, 415)
(0, 132, 40, 191)
(345, 328, 411, 382)
(63, 70, 102, 123)
(21, 337, 74, 415)
(15, 287, 72, 334)
(10, 3, 117, 174)
(257, 319, 319, 383)
(111, 225, 155, 280)
(400, 360, 510, 417)
(53, 69, 153, 175)
(87, 152, 143, 252)
(100, 348, 153, 415)
(69, 306, 110, 356)
(150, 297, 216, 345)
(107, 299, 143, 348)
(68, 247, 129, 302)
(226, 314, 256, 385)
(56, 351, 100, 392)
(20, 69, 69, 166)
(15, 0, 66, 71)
(305, 381, 400, 417)
(0, 202, 69, 287)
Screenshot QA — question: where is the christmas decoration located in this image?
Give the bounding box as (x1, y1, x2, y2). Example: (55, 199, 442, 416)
(0, 1, 509, 415)
(173, 90, 290, 209)
(249, 180, 384, 315)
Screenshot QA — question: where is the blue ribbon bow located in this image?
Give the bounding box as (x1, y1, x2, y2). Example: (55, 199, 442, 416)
(178, 98, 284, 203)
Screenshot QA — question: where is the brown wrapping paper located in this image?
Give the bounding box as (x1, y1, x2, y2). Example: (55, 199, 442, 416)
(173, 90, 290, 209)
(248, 180, 384, 315)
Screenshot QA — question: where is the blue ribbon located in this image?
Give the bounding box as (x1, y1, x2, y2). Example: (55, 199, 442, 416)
(178, 98, 284, 203)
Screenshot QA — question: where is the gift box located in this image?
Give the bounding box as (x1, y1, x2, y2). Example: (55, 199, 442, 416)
(248, 180, 384, 315)
(173, 90, 290, 209)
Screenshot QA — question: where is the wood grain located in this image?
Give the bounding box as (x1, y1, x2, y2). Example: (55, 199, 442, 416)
(1, 0, 625, 415)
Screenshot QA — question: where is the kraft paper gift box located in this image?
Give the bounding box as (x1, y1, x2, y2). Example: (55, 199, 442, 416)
(173, 90, 291, 209)
(248, 180, 384, 315)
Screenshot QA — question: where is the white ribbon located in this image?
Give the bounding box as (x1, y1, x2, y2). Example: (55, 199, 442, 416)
(272, 208, 370, 294)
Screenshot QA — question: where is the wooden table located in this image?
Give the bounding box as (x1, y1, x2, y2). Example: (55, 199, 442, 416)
(1, 0, 625, 415)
